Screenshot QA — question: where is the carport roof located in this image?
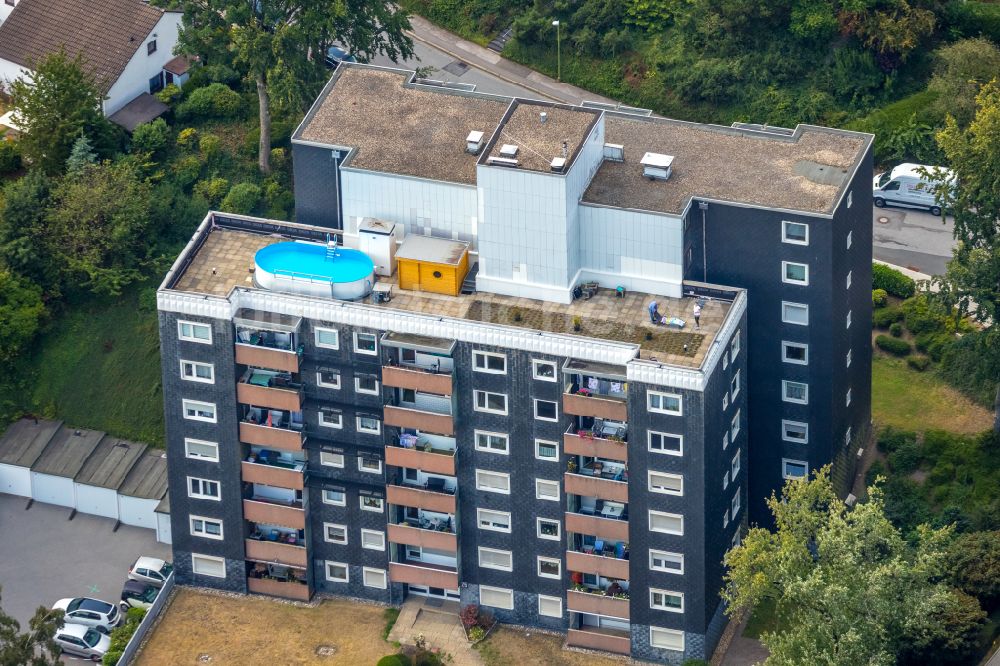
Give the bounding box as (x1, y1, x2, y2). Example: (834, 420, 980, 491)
(30, 425, 104, 478)
(118, 451, 168, 500)
(74, 436, 148, 490)
(0, 418, 62, 467)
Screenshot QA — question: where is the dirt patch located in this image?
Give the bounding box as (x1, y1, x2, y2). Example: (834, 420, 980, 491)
(476, 627, 626, 666)
(909, 469, 929, 483)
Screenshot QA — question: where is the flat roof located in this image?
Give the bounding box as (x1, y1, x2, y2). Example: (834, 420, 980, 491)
(396, 235, 468, 265)
(31, 425, 105, 478)
(485, 101, 599, 173)
(118, 450, 168, 500)
(74, 436, 147, 490)
(0, 418, 62, 467)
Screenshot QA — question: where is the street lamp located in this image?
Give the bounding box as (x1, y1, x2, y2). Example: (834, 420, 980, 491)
(552, 20, 561, 81)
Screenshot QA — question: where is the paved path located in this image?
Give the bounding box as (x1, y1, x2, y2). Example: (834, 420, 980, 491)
(719, 612, 769, 666)
(388, 597, 482, 666)
(873, 206, 955, 277)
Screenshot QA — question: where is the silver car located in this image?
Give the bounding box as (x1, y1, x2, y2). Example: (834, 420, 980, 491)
(128, 556, 173, 588)
(52, 597, 121, 633)
(54, 622, 111, 661)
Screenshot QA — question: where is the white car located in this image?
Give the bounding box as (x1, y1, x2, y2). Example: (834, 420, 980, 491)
(54, 623, 110, 661)
(52, 597, 121, 633)
(128, 556, 173, 588)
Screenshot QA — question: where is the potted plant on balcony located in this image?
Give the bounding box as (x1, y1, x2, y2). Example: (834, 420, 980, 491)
(566, 459, 577, 473)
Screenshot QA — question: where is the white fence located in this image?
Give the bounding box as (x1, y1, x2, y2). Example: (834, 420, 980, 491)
(118, 572, 174, 665)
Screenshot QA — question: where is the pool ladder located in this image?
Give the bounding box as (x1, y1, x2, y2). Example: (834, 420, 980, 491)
(325, 234, 338, 261)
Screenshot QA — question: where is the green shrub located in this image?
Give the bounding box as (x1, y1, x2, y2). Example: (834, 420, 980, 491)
(878, 426, 916, 454)
(872, 288, 888, 308)
(889, 322, 903, 337)
(176, 82, 243, 120)
(872, 263, 916, 299)
(199, 134, 222, 160)
(907, 355, 931, 371)
(176, 127, 199, 150)
(220, 182, 261, 215)
(376, 656, 407, 666)
(172, 155, 202, 189)
(866, 458, 888, 486)
(873, 306, 904, 328)
(468, 625, 486, 641)
(876, 334, 911, 356)
(945, 1, 1000, 44)
(888, 439, 922, 474)
(0, 140, 22, 174)
(901, 294, 948, 336)
(193, 177, 229, 205)
(243, 120, 295, 154)
(155, 83, 183, 104)
(131, 118, 170, 156)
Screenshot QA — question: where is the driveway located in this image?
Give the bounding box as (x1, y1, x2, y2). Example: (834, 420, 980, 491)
(873, 206, 955, 276)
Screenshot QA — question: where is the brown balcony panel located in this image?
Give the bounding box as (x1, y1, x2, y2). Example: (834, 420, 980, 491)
(242, 499, 305, 530)
(385, 446, 456, 476)
(566, 551, 630, 580)
(563, 432, 628, 463)
(565, 512, 629, 542)
(239, 422, 304, 452)
(389, 562, 459, 590)
(563, 392, 628, 422)
(382, 366, 452, 395)
(241, 461, 304, 490)
(235, 344, 299, 373)
(384, 406, 454, 436)
(565, 473, 628, 503)
(386, 484, 456, 514)
(237, 382, 302, 412)
(387, 524, 458, 552)
(566, 628, 631, 656)
(247, 577, 311, 601)
(566, 590, 630, 620)
(245, 539, 308, 567)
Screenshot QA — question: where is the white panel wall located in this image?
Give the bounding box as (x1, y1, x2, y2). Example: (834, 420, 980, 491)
(31, 473, 74, 507)
(103, 12, 182, 115)
(0, 57, 29, 89)
(0, 463, 31, 497)
(0, 1, 18, 26)
(119, 496, 159, 528)
(75, 484, 119, 519)
(156, 511, 172, 544)
(564, 116, 606, 281)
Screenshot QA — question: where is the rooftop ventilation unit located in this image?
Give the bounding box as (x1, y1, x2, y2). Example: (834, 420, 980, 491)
(641, 152, 674, 181)
(499, 144, 519, 158)
(466, 131, 485, 154)
(604, 143, 625, 162)
(550, 157, 566, 172)
(487, 156, 519, 168)
(540, 112, 548, 124)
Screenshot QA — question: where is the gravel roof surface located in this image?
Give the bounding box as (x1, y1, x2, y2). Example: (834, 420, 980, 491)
(487, 101, 599, 173)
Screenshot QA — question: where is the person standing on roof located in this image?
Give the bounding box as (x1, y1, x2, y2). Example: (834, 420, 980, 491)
(693, 302, 702, 329)
(648, 300, 659, 324)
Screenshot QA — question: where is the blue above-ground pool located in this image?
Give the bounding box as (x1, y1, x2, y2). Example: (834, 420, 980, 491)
(254, 241, 375, 300)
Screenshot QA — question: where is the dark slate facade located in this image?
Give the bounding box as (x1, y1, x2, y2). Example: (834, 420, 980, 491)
(292, 143, 344, 229)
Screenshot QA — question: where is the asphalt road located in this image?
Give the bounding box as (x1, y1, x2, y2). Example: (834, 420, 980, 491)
(872, 204, 955, 276)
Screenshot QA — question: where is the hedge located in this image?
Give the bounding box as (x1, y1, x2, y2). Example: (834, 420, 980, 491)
(873, 306, 904, 328)
(890, 322, 904, 337)
(0, 140, 23, 174)
(873, 263, 916, 299)
(176, 83, 243, 120)
(876, 334, 912, 356)
(907, 355, 931, 371)
(872, 288, 888, 308)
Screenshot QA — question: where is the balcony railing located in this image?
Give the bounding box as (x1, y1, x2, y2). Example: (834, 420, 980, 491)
(389, 561, 459, 590)
(565, 472, 629, 503)
(237, 371, 303, 412)
(565, 512, 629, 542)
(564, 427, 628, 463)
(387, 522, 458, 552)
(563, 384, 628, 422)
(247, 576, 310, 601)
(384, 405, 454, 436)
(239, 421, 304, 452)
(243, 497, 305, 530)
(382, 364, 453, 396)
(566, 550, 630, 580)
(235, 342, 300, 373)
(241, 459, 305, 490)
(386, 483, 457, 514)
(566, 628, 631, 655)
(567, 588, 630, 620)
(245, 537, 307, 567)
(385, 443, 456, 476)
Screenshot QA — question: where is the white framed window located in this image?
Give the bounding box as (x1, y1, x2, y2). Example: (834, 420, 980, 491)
(731, 409, 741, 440)
(846, 427, 853, 446)
(191, 553, 225, 578)
(723, 351, 729, 370)
(846, 271, 853, 289)
(781, 420, 809, 444)
(846, 349, 853, 368)
(474, 430, 509, 454)
(356, 415, 381, 435)
(362, 567, 387, 589)
(535, 439, 558, 461)
(782, 380, 809, 404)
(478, 547, 513, 571)
(322, 489, 346, 506)
(361, 529, 385, 551)
(846, 310, 852, 329)
(189, 515, 223, 540)
(847, 191, 853, 208)
(731, 370, 741, 399)
(537, 557, 561, 579)
(649, 510, 684, 535)
(474, 390, 508, 415)
(847, 230, 853, 249)
(325, 561, 349, 582)
(533, 399, 558, 422)
(648, 391, 682, 415)
(353, 332, 378, 356)
(722, 393, 729, 411)
(180, 360, 214, 383)
(782, 301, 809, 326)
(782, 220, 809, 245)
(846, 388, 852, 407)
(723, 471, 730, 490)
(477, 508, 511, 533)
(355, 374, 379, 395)
(479, 586, 514, 610)
(475, 469, 510, 494)
(782, 342, 808, 365)
(182, 399, 216, 423)
(324, 523, 347, 544)
(178, 320, 212, 344)
(535, 479, 560, 501)
(648, 471, 683, 496)
(315, 327, 340, 349)
(184, 438, 219, 462)
(650, 627, 685, 651)
(731, 449, 741, 478)
(538, 595, 562, 618)
(188, 477, 220, 500)
(360, 496, 384, 513)
(731, 331, 741, 360)
(731, 489, 742, 517)
(722, 432, 729, 450)
(723, 509, 730, 528)
(473, 350, 507, 374)
(650, 589, 684, 613)
(537, 518, 560, 540)
(318, 408, 343, 429)
(532, 359, 557, 382)
(648, 431, 683, 456)
(316, 369, 341, 389)
(320, 451, 344, 468)
(649, 550, 684, 574)
(782, 261, 809, 285)
(357, 455, 382, 474)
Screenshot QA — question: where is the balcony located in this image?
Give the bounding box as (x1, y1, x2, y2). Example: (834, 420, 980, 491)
(566, 550, 630, 580)
(564, 427, 627, 463)
(245, 538, 307, 568)
(247, 576, 310, 601)
(235, 343, 300, 373)
(565, 512, 629, 542)
(567, 589, 630, 620)
(239, 409, 304, 452)
(385, 443, 456, 476)
(563, 384, 628, 422)
(243, 497, 305, 530)
(387, 522, 457, 552)
(241, 459, 305, 490)
(237, 369, 303, 412)
(384, 405, 454, 436)
(565, 472, 628, 504)
(389, 561, 459, 590)
(382, 365, 453, 396)
(566, 628, 631, 655)
(387, 483, 456, 514)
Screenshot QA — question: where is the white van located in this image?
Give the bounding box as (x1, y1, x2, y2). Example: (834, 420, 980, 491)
(873, 163, 955, 215)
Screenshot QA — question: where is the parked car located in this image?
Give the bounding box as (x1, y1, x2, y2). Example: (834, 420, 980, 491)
(128, 556, 173, 588)
(54, 623, 111, 661)
(120, 579, 159, 610)
(52, 597, 121, 633)
(872, 162, 955, 215)
(324, 45, 356, 68)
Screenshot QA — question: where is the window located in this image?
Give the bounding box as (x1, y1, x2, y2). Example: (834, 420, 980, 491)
(723, 351, 729, 369)
(846, 309, 853, 329)
(847, 191, 853, 208)
(532, 359, 557, 381)
(731, 331, 741, 360)
(361, 529, 385, 551)
(782, 381, 809, 404)
(782, 220, 808, 245)
(648, 431, 683, 456)
(358, 455, 382, 474)
(324, 523, 347, 544)
(781, 420, 809, 444)
(360, 496, 384, 513)
(846, 271, 853, 289)
(188, 477, 220, 500)
(650, 627, 685, 651)
(362, 567, 387, 589)
(325, 561, 349, 582)
(190, 515, 223, 539)
(476, 469, 510, 494)
(723, 509, 730, 528)
(649, 550, 684, 574)
(316, 369, 341, 389)
(782, 302, 809, 326)
(184, 438, 219, 462)
(182, 399, 216, 423)
(538, 595, 562, 618)
(648, 391, 682, 415)
(537, 557, 561, 579)
(731, 409, 741, 440)
(537, 518, 560, 540)
(731, 370, 741, 399)
(479, 586, 514, 610)
(648, 471, 683, 496)
(319, 408, 343, 429)
(731, 489, 742, 517)
(315, 327, 340, 349)
(474, 390, 508, 415)
(846, 427, 853, 446)
(353, 332, 377, 356)
(147, 39, 157, 55)
(473, 350, 506, 374)
(322, 489, 346, 506)
(478, 547, 513, 571)
(534, 399, 558, 421)
(731, 449, 741, 478)
(475, 430, 509, 454)
(847, 230, 853, 249)
(477, 509, 511, 533)
(723, 471, 729, 490)
(782, 342, 808, 365)
(846, 349, 853, 368)
(355, 375, 379, 395)
(535, 439, 558, 460)
(180, 360, 214, 383)
(178, 320, 211, 343)
(722, 432, 729, 450)
(782, 261, 809, 285)
(722, 393, 729, 411)
(650, 589, 684, 613)
(320, 451, 344, 468)
(649, 510, 684, 535)
(356, 415, 381, 434)
(191, 554, 225, 578)
(535, 479, 560, 501)
(846, 388, 853, 407)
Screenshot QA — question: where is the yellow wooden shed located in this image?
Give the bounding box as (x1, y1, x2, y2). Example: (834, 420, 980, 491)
(395, 235, 470, 296)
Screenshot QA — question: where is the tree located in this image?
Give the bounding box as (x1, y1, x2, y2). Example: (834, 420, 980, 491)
(161, 0, 413, 175)
(722, 468, 977, 665)
(899, 589, 986, 665)
(9, 49, 115, 174)
(65, 135, 96, 175)
(0, 587, 63, 665)
(0, 269, 46, 362)
(837, 0, 936, 71)
(0, 170, 58, 294)
(928, 38, 1000, 127)
(947, 530, 1000, 611)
